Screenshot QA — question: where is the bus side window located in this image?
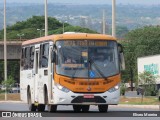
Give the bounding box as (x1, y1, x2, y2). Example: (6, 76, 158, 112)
(30, 46, 35, 69)
(21, 48, 24, 70)
(39, 43, 49, 68)
(24, 48, 27, 70)
(24, 47, 30, 70)
(39, 44, 42, 68)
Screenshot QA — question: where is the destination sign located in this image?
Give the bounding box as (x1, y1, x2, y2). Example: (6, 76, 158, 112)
(63, 41, 107, 46)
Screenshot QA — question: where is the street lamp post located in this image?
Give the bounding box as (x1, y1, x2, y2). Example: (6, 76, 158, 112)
(45, 0, 48, 36)
(112, 0, 116, 37)
(63, 22, 65, 33)
(37, 29, 45, 37)
(4, 0, 7, 101)
(102, 9, 106, 34)
(17, 34, 24, 41)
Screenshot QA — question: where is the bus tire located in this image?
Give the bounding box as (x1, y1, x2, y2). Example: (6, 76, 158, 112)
(81, 105, 90, 112)
(98, 105, 108, 112)
(44, 85, 48, 105)
(48, 105, 57, 112)
(37, 104, 45, 112)
(27, 88, 37, 111)
(73, 105, 81, 112)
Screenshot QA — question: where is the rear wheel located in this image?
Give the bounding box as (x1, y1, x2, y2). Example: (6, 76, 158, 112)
(37, 104, 45, 112)
(27, 89, 37, 111)
(81, 105, 90, 112)
(44, 86, 57, 112)
(73, 105, 81, 112)
(98, 105, 108, 112)
(48, 105, 57, 112)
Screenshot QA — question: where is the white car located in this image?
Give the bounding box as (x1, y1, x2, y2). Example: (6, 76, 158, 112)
(9, 83, 20, 93)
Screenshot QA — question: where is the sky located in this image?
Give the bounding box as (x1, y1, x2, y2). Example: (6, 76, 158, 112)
(1, 0, 160, 5)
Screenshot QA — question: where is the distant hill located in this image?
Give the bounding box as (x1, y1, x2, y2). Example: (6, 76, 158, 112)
(0, 16, 96, 40)
(0, 3, 159, 35)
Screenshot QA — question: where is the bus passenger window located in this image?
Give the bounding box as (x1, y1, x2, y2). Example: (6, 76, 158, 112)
(21, 48, 24, 70)
(30, 46, 35, 69)
(24, 48, 27, 70)
(23, 47, 30, 70)
(39, 43, 49, 68)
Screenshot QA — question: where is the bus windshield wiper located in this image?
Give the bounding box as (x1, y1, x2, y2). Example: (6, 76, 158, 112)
(88, 57, 109, 81)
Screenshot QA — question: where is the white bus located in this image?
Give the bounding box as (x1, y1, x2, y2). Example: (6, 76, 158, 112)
(20, 33, 125, 112)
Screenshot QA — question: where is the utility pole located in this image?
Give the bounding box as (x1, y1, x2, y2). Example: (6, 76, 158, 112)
(62, 21, 68, 33)
(130, 63, 134, 91)
(4, 0, 7, 101)
(102, 9, 106, 34)
(112, 0, 116, 37)
(63, 22, 65, 33)
(45, 0, 48, 36)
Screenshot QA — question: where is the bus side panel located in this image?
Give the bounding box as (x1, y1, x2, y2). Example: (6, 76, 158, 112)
(20, 70, 27, 102)
(37, 68, 47, 104)
(20, 70, 34, 103)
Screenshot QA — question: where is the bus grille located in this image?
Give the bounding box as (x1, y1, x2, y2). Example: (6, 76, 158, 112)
(71, 96, 106, 103)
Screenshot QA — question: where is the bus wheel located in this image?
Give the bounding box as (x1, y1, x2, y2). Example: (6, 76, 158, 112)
(37, 104, 45, 112)
(98, 105, 108, 112)
(27, 90, 37, 111)
(82, 105, 90, 112)
(73, 105, 81, 112)
(48, 105, 57, 112)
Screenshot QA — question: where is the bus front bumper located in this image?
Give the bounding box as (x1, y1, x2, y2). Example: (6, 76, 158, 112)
(51, 87, 120, 105)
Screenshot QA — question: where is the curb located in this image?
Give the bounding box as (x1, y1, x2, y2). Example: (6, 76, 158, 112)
(0, 101, 24, 103)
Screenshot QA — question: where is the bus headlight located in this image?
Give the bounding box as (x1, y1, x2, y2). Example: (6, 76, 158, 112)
(55, 83, 70, 93)
(108, 84, 120, 93)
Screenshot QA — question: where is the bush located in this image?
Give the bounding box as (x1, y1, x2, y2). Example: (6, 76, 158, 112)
(0, 89, 5, 94)
(120, 84, 126, 96)
(1, 76, 15, 93)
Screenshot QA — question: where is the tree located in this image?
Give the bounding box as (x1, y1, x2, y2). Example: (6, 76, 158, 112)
(120, 26, 160, 85)
(49, 26, 97, 34)
(138, 71, 157, 96)
(108, 26, 129, 39)
(116, 26, 129, 39)
(0, 16, 97, 40)
(120, 83, 126, 96)
(1, 76, 15, 93)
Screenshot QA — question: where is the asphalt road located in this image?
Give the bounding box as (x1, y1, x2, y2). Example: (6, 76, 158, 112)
(0, 102, 159, 111)
(0, 102, 159, 120)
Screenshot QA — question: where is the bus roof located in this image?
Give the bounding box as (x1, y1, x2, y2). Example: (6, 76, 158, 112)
(22, 33, 116, 46)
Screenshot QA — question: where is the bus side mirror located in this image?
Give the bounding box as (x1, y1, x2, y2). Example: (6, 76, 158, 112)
(118, 43, 125, 70)
(51, 51, 56, 63)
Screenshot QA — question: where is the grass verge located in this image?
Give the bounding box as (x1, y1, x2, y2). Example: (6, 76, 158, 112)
(120, 96, 159, 105)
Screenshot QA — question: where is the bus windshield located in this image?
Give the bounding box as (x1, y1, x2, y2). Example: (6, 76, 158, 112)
(56, 40, 119, 78)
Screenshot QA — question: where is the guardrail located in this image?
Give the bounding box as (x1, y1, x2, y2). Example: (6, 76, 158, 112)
(0, 39, 27, 41)
(0, 41, 23, 45)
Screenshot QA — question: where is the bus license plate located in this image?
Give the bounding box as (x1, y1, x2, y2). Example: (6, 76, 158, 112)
(83, 95, 94, 98)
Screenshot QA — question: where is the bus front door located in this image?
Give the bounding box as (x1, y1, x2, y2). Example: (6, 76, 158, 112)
(34, 50, 39, 104)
